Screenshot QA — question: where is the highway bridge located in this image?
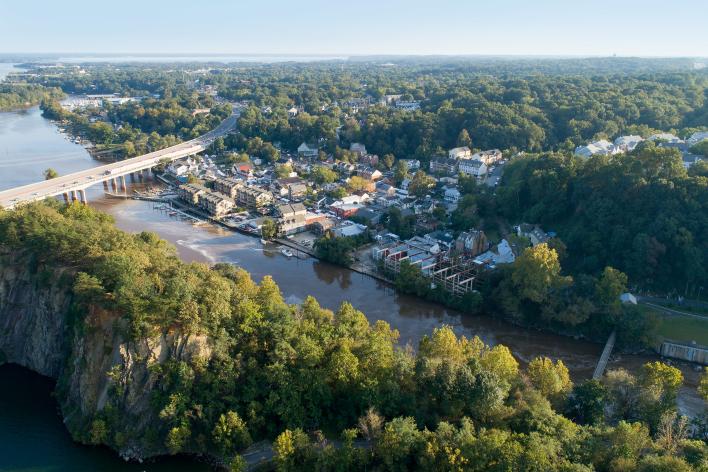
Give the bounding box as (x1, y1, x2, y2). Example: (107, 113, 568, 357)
(0, 112, 239, 210)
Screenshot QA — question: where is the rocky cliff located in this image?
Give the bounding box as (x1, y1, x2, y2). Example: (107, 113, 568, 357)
(0, 253, 211, 460)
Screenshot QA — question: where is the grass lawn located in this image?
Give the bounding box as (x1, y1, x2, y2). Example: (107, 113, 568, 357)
(656, 315, 708, 346)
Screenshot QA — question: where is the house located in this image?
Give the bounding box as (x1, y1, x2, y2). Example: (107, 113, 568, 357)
(449, 146, 472, 160)
(471, 149, 503, 166)
(236, 185, 274, 209)
(649, 133, 683, 144)
(312, 218, 336, 235)
(444, 187, 461, 203)
(682, 153, 703, 169)
(178, 183, 206, 205)
(332, 221, 367, 238)
(297, 142, 318, 159)
(614, 135, 644, 152)
(274, 177, 306, 197)
(288, 106, 299, 117)
(382, 94, 403, 105)
(359, 153, 379, 167)
(517, 223, 550, 246)
(459, 159, 487, 177)
(574, 140, 618, 158)
(331, 201, 364, 218)
(355, 207, 384, 225)
(474, 239, 516, 266)
(276, 203, 308, 235)
(399, 159, 421, 171)
(687, 131, 708, 147)
(376, 181, 396, 197)
(429, 156, 458, 175)
(350, 142, 368, 156)
(357, 167, 383, 181)
(234, 162, 254, 178)
(455, 230, 488, 257)
(213, 177, 243, 199)
(400, 178, 412, 190)
(198, 192, 234, 217)
(170, 163, 190, 177)
(334, 161, 356, 174)
(395, 101, 421, 111)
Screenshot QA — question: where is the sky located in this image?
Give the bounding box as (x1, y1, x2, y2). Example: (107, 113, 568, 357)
(2, 0, 707, 57)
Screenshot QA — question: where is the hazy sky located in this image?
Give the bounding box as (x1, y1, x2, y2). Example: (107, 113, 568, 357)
(2, 0, 707, 57)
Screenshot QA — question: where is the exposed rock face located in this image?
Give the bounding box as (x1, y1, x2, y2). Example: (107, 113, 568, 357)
(0, 255, 212, 460)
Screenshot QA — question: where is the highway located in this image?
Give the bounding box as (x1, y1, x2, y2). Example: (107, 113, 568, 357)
(0, 112, 239, 210)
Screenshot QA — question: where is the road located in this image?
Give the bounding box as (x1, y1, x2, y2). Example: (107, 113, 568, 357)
(0, 112, 239, 209)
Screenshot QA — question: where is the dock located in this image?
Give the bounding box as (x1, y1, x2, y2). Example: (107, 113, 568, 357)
(592, 330, 616, 380)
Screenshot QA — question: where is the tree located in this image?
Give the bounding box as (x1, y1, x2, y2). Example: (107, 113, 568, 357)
(394, 160, 409, 186)
(511, 244, 570, 303)
(261, 218, 277, 240)
(275, 164, 293, 178)
(527, 356, 572, 401)
(311, 165, 337, 184)
(565, 380, 607, 425)
(347, 175, 369, 192)
(212, 411, 252, 455)
(358, 407, 383, 441)
(457, 128, 472, 148)
(699, 367, 708, 402)
(407, 170, 435, 198)
(595, 266, 628, 316)
(44, 168, 58, 180)
(383, 153, 396, 170)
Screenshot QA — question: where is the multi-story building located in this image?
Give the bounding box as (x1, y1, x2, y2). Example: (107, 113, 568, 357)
(213, 177, 243, 199)
(429, 156, 458, 175)
(471, 149, 503, 166)
(198, 192, 234, 217)
(448, 146, 472, 160)
(236, 185, 273, 209)
(178, 183, 207, 205)
(459, 159, 487, 177)
(277, 202, 308, 235)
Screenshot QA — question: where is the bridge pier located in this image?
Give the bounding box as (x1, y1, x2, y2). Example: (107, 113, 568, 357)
(120, 175, 127, 192)
(70, 190, 78, 202)
(138, 170, 144, 182)
(111, 178, 117, 191)
(79, 189, 87, 205)
(63, 193, 70, 205)
(103, 180, 108, 190)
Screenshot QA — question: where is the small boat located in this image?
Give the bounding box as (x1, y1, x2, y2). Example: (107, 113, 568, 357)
(260, 238, 268, 244)
(280, 248, 294, 258)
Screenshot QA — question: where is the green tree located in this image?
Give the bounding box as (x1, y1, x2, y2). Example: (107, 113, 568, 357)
(527, 356, 572, 401)
(457, 128, 472, 148)
(44, 168, 59, 180)
(261, 218, 277, 240)
(212, 411, 252, 455)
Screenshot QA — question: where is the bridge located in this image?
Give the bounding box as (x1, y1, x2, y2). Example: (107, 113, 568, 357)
(0, 112, 239, 209)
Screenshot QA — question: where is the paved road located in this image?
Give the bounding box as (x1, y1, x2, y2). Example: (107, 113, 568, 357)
(485, 162, 505, 187)
(0, 112, 239, 209)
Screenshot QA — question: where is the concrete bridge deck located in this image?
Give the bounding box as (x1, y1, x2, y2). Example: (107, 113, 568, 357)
(0, 112, 238, 209)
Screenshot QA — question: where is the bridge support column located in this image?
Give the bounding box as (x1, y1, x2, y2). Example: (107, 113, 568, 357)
(120, 175, 127, 192)
(138, 170, 144, 182)
(103, 180, 108, 190)
(63, 193, 70, 205)
(111, 178, 117, 191)
(70, 190, 78, 202)
(130, 172, 135, 183)
(79, 189, 87, 205)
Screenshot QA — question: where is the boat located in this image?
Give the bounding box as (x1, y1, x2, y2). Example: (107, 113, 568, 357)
(260, 238, 268, 244)
(280, 248, 294, 258)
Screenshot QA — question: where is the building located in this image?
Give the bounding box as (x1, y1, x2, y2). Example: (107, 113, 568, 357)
(178, 183, 207, 205)
(198, 192, 234, 217)
(471, 149, 503, 166)
(350, 142, 367, 156)
(517, 223, 550, 246)
(213, 177, 243, 199)
(357, 167, 383, 181)
(455, 230, 488, 257)
(395, 101, 421, 111)
(331, 201, 364, 218)
(376, 181, 396, 197)
(459, 159, 487, 177)
(234, 162, 254, 178)
(687, 131, 708, 147)
(444, 187, 461, 203)
(359, 153, 379, 167)
(236, 185, 273, 209)
(297, 142, 318, 159)
(649, 133, 683, 144)
(574, 140, 619, 158)
(614, 135, 644, 152)
(332, 221, 367, 238)
(276, 203, 308, 235)
(449, 146, 472, 160)
(288, 106, 299, 117)
(429, 156, 458, 175)
(399, 159, 421, 171)
(474, 239, 516, 267)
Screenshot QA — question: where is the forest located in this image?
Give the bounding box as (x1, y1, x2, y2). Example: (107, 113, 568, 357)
(0, 83, 64, 111)
(1, 202, 707, 471)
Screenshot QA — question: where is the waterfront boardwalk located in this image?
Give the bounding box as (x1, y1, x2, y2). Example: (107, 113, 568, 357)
(0, 113, 238, 210)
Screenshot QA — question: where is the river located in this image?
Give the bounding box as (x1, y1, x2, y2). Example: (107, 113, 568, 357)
(0, 75, 704, 470)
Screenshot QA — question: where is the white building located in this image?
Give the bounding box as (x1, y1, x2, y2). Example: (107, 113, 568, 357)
(288, 106, 299, 117)
(297, 142, 318, 158)
(574, 140, 619, 158)
(613, 135, 644, 152)
(471, 149, 503, 166)
(395, 101, 421, 111)
(649, 133, 683, 144)
(448, 146, 472, 160)
(687, 131, 708, 147)
(444, 187, 461, 203)
(474, 239, 516, 266)
(459, 159, 488, 177)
